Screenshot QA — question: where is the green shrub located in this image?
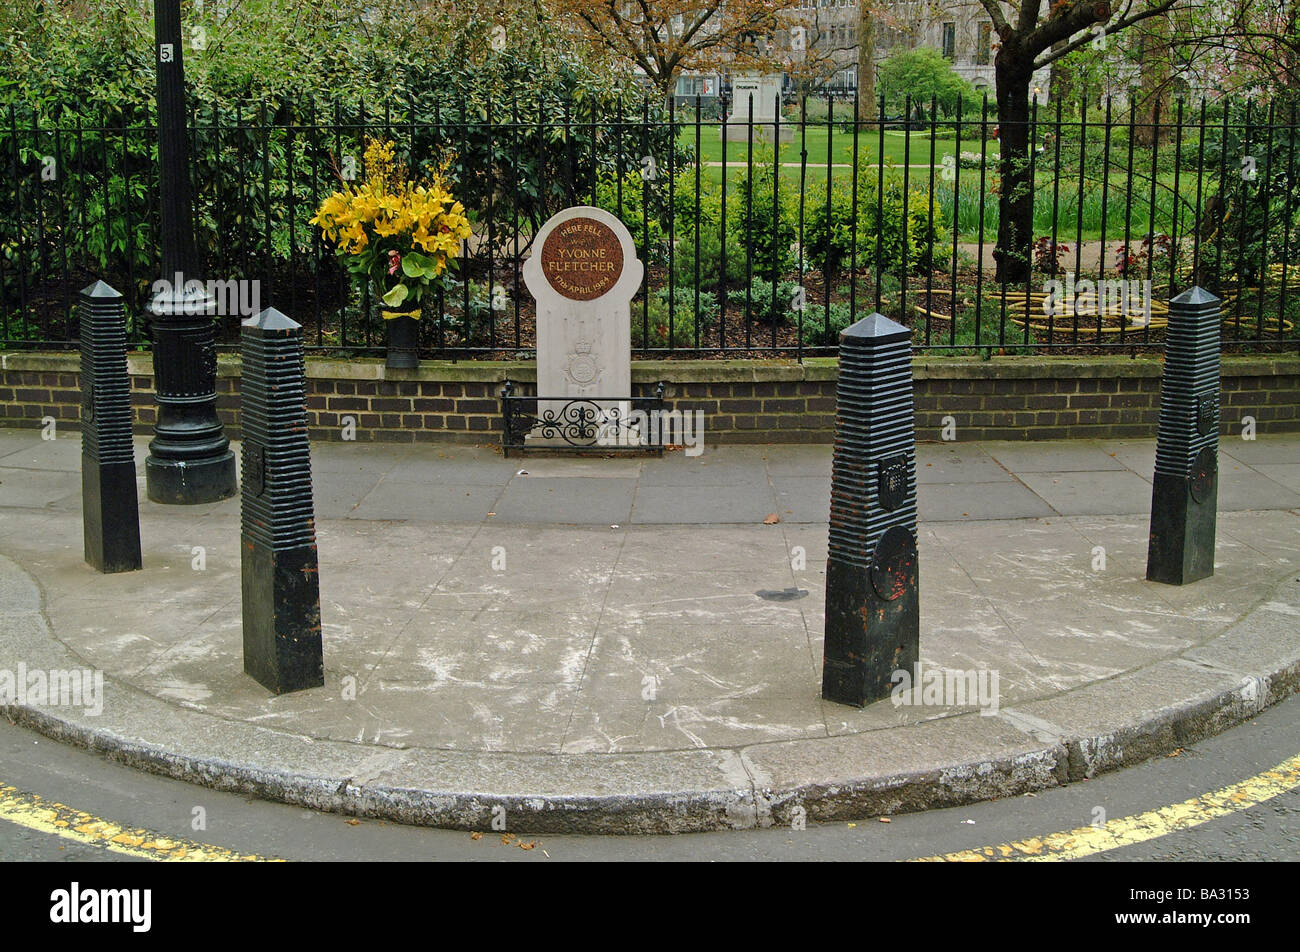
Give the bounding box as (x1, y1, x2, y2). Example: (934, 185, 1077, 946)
(804, 173, 949, 279)
(799, 301, 854, 347)
(632, 285, 718, 348)
(803, 182, 857, 282)
(868, 180, 949, 275)
(727, 278, 801, 326)
(596, 169, 670, 265)
(726, 151, 797, 283)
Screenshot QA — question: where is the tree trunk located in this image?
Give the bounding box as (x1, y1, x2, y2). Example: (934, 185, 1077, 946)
(1134, 21, 1171, 147)
(857, 0, 875, 118)
(656, 71, 677, 114)
(994, 47, 1034, 285)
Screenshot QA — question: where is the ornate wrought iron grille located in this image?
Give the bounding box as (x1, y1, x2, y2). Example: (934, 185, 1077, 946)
(500, 380, 668, 457)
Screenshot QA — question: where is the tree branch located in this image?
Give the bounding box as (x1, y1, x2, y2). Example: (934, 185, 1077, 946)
(976, 0, 1014, 39)
(1032, 0, 1182, 67)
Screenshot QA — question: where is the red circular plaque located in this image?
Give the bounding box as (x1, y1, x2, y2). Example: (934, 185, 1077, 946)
(540, 217, 625, 302)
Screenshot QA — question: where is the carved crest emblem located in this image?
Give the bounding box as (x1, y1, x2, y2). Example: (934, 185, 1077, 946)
(564, 339, 601, 389)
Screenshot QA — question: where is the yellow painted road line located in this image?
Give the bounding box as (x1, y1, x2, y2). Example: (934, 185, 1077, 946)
(913, 752, 1300, 862)
(0, 783, 280, 862)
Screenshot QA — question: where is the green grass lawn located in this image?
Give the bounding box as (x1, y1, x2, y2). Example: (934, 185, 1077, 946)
(687, 126, 998, 173)
(669, 123, 1205, 244)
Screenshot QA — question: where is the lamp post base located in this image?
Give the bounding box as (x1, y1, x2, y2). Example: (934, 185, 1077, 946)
(146, 450, 238, 505)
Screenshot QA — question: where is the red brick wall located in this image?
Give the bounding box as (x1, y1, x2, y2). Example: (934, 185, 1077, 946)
(2, 354, 1297, 443)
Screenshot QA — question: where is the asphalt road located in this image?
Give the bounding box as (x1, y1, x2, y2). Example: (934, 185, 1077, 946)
(1, 690, 1297, 863)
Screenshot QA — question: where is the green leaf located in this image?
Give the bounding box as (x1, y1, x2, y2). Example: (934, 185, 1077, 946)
(401, 251, 432, 279)
(382, 283, 409, 307)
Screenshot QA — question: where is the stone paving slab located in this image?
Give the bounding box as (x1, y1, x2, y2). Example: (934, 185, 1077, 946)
(0, 427, 1297, 831)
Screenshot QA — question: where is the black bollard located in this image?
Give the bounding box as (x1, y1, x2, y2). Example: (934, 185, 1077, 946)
(822, 313, 920, 707)
(240, 308, 324, 694)
(1147, 286, 1221, 585)
(80, 281, 142, 574)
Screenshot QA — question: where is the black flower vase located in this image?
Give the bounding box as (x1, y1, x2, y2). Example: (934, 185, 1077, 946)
(383, 310, 420, 369)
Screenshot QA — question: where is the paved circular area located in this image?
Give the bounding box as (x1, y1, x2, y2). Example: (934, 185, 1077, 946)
(2, 430, 1298, 831)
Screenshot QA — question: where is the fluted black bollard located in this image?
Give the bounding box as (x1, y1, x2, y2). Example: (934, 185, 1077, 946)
(80, 281, 142, 574)
(240, 308, 323, 694)
(1147, 287, 1221, 585)
(822, 313, 919, 707)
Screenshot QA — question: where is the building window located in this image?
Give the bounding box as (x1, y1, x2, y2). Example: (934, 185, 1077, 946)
(942, 23, 956, 61)
(976, 22, 991, 65)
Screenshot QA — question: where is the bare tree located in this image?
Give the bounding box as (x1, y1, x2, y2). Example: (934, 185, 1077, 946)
(551, 0, 785, 104)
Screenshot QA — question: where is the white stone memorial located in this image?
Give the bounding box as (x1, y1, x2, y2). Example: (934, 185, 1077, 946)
(523, 206, 643, 447)
(723, 74, 792, 143)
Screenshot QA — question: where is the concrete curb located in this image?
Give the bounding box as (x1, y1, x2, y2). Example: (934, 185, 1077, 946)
(1, 555, 1296, 834)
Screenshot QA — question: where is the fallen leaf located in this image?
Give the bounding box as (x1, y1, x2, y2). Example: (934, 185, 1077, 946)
(763, 513, 780, 524)
(345, 819, 361, 826)
(518, 840, 537, 850)
(470, 832, 482, 840)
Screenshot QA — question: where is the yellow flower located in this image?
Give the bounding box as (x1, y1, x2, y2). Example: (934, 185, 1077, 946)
(313, 137, 469, 275)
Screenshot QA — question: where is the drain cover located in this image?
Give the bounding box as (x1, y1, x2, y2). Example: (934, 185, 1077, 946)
(756, 588, 809, 602)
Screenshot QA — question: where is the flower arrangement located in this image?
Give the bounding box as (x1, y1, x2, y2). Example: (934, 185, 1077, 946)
(310, 139, 473, 315)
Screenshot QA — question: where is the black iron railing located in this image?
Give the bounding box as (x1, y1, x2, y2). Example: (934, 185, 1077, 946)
(1, 95, 1297, 356)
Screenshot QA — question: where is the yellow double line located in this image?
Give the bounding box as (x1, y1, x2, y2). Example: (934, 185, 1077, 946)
(0, 784, 278, 862)
(914, 752, 1300, 861)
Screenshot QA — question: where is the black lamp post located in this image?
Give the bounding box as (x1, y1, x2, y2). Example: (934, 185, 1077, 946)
(144, 0, 237, 505)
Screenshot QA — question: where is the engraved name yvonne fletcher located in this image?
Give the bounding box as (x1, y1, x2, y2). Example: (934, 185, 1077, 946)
(540, 218, 624, 301)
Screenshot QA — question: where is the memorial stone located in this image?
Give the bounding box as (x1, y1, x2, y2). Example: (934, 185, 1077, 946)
(723, 74, 792, 143)
(522, 206, 643, 445)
